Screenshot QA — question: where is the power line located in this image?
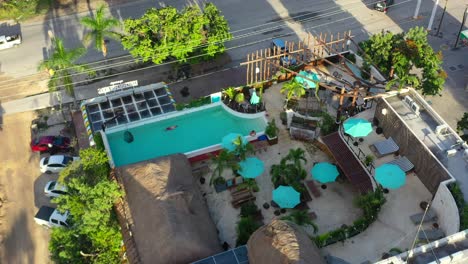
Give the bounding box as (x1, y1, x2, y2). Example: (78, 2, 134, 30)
(0, 0, 414, 92)
(0, 0, 387, 87)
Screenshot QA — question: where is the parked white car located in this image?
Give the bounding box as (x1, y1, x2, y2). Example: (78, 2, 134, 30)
(0, 34, 21, 50)
(40, 155, 79, 174)
(44, 181, 68, 198)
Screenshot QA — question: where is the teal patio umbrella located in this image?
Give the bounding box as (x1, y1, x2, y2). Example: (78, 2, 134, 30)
(239, 157, 264, 179)
(295, 70, 320, 89)
(343, 118, 372, 137)
(273, 185, 301, 208)
(250, 90, 260, 105)
(375, 164, 406, 189)
(311, 162, 339, 183)
(221, 133, 247, 152)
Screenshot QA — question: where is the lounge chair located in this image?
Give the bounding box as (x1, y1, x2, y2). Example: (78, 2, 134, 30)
(385, 156, 414, 173)
(418, 229, 445, 241)
(410, 209, 437, 224)
(369, 137, 399, 158)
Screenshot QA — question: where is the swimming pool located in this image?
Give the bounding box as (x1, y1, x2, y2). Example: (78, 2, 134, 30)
(104, 103, 267, 167)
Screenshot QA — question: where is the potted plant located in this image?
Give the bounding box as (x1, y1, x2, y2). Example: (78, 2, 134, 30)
(265, 119, 279, 145)
(365, 155, 374, 166)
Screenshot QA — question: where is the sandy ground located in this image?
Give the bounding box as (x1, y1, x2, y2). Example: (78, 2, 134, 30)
(0, 111, 54, 264)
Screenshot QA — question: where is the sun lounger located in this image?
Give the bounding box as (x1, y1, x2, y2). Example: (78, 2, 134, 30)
(418, 229, 445, 241)
(410, 209, 437, 224)
(305, 180, 322, 198)
(369, 137, 399, 158)
(386, 156, 414, 173)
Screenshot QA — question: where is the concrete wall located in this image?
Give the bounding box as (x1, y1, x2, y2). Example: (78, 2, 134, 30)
(432, 183, 460, 236)
(374, 97, 451, 194)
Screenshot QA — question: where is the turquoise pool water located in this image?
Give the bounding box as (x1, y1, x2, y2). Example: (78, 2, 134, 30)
(106, 105, 267, 167)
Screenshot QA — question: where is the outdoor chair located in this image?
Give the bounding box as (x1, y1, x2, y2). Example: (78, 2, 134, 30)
(369, 137, 399, 158)
(385, 156, 414, 173)
(417, 229, 445, 241)
(410, 209, 437, 224)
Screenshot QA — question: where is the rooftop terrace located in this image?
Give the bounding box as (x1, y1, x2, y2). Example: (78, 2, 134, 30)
(382, 90, 468, 197)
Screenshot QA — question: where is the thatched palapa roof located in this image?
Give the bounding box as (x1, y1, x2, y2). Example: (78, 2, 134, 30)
(117, 154, 221, 264)
(247, 220, 326, 264)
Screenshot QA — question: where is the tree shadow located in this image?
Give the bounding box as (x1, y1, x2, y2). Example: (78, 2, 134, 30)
(2, 210, 35, 264)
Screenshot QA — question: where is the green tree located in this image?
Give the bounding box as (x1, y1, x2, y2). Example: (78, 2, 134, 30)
(280, 80, 305, 102)
(38, 37, 90, 96)
(210, 150, 239, 185)
(233, 139, 254, 161)
(202, 3, 232, 57)
(80, 4, 121, 57)
(457, 112, 468, 141)
(236, 216, 261, 246)
(121, 3, 231, 64)
(281, 210, 318, 233)
(270, 158, 306, 188)
(285, 148, 307, 170)
(359, 27, 446, 95)
(51, 148, 123, 264)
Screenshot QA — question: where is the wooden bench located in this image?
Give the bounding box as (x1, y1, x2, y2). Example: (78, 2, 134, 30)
(231, 189, 255, 208)
(305, 180, 321, 198)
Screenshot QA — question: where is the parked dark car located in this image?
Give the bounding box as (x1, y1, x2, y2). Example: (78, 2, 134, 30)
(30, 136, 71, 153)
(374, 0, 394, 13)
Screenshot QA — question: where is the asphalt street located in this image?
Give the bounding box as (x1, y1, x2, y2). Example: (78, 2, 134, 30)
(0, 0, 457, 77)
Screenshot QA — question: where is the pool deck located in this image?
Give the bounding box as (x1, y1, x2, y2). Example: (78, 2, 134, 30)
(194, 83, 433, 263)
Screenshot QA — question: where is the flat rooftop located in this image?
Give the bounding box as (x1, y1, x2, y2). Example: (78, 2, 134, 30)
(384, 92, 468, 198)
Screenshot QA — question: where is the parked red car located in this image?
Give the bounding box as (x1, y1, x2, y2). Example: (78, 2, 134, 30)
(30, 136, 71, 152)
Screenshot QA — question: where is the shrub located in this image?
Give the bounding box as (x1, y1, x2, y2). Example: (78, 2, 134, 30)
(345, 53, 357, 63)
(240, 202, 258, 217)
(236, 216, 261, 246)
(93, 132, 105, 151)
(265, 119, 279, 138)
(448, 183, 468, 230)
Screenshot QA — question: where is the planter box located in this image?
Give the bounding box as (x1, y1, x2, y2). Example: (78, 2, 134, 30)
(267, 135, 278, 145)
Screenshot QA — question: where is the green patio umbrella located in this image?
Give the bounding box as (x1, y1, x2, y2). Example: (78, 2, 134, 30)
(343, 118, 372, 137)
(375, 164, 406, 189)
(238, 157, 265, 178)
(273, 185, 300, 208)
(311, 162, 339, 183)
(250, 90, 260, 105)
(221, 133, 247, 152)
(460, 29, 468, 41)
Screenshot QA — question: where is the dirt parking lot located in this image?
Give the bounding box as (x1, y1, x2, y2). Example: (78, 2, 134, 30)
(0, 111, 57, 263)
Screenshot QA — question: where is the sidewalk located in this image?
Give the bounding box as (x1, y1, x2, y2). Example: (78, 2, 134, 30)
(0, 65, 245, 116)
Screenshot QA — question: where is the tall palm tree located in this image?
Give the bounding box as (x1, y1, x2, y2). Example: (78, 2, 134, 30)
(38, 37, 88, 96)
(210, 150, 239, 185)
(280, 80, 305, 102)
(233, 138, 254, 161)
(285, 148, 307, 170)
(81, 5, 120, 57)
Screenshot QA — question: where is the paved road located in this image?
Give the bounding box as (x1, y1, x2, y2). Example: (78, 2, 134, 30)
(0, 0, 454, 77)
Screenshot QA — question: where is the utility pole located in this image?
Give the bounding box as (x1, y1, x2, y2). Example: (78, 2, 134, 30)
(435, 0, 449, 36)
(454, 5, 468, 48)
(413, 0, 422, 19)
(427, 0, 440, 31)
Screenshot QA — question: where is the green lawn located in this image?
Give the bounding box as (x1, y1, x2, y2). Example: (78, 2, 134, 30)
(0, 0, 51, 21)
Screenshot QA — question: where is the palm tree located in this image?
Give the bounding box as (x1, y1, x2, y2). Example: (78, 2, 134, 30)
(210, 150, 239, 185)
(281, 210, 318, 233)
(38, 37, 88, 96)
(233, 138, 254, 161)
(80, 5, 120, 57)
(280, 80, 306, 102)
(285, 148, 307, 170)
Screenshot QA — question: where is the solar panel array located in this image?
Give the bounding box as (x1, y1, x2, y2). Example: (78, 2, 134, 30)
(85, 84, 175, 132)
(192, 245, 249, 264)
